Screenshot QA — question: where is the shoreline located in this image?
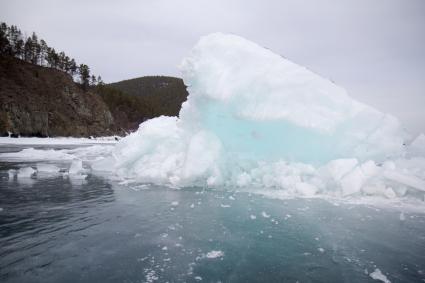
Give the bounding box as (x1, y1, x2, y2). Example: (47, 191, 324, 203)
(0, 136, 120, 145)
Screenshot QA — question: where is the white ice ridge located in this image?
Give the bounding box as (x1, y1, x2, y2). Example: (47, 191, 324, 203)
(92, 33, 425, 199)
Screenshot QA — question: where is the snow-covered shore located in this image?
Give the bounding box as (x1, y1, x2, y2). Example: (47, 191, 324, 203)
(0, 136, 120, 145)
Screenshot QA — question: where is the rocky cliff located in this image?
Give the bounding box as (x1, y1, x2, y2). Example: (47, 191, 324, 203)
(0, 57, 115, 137)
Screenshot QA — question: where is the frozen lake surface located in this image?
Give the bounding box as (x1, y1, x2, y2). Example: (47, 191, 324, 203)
(1, 145, 425, 283)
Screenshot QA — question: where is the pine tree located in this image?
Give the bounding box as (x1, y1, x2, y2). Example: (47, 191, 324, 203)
(69, 58, 77, 76)
(39, 39, 47, 66)
(64, 55, 71, 73)
(30, 32, 40, 64)
(9, 25, 22, 57)
(58, 51, 66, 71)
(90, 75, 97, 86)
(79, 64, 90, 90)
(0, 22, 10, 55)
(24, 37, 32, 62)
(15, 38, 24, 59)
(46, 47, 58, 68)
(97, 75, 104, 86)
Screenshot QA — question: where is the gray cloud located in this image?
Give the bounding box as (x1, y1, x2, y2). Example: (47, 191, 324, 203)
(1, 0, 424, 135)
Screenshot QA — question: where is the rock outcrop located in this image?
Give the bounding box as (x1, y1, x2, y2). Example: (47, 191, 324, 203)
(0, 57, 115, 137)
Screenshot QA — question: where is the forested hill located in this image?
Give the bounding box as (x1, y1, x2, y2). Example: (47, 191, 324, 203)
(107, 76, 188, 117)
(109, 76, 186, 97)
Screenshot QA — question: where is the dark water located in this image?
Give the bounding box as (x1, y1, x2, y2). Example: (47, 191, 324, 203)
(1, 151, 425, 282)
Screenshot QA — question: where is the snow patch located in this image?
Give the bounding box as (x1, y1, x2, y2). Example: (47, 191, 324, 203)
(261, 211, 270, 218)
(370, 268, 391, 283)
(205, 250, 224, 259)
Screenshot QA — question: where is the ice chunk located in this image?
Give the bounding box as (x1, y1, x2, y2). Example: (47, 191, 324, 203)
(69, 160, 83, 175)
(383, 170, 425, 192)
(325, 158, 358, 181)
(295, 182, 318, 196)
(384, 187, 397, 199)
(0, 148, 74, 161)
(261, 211, 270, 218)
(179, 33, 405, 163)
(67, 160, 87, 184)
(340, 167, 365, 196)
(236, 172, 252, 187)
(69, 174, 87, 180)
(37, 164, 61, 173)
(183, 131, 222, 181)
(205, 250, 224, 259)
(144, 269, 158, 283)
(8, 169, 16, 180)
(360, 160, 380, 178)
(407, 133, 425, 157)
(68, 173, 87, 185)
(91, 33, 424, 200)
(383, 161, 396, 171)
(17, 167, 36, 178)
(369, 268, 391, 283)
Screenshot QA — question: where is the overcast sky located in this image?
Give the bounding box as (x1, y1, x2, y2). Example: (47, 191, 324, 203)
(1, 0, 424, 135)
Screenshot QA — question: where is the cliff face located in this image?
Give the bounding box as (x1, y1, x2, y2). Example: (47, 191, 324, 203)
(0, 57, 115, 137)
